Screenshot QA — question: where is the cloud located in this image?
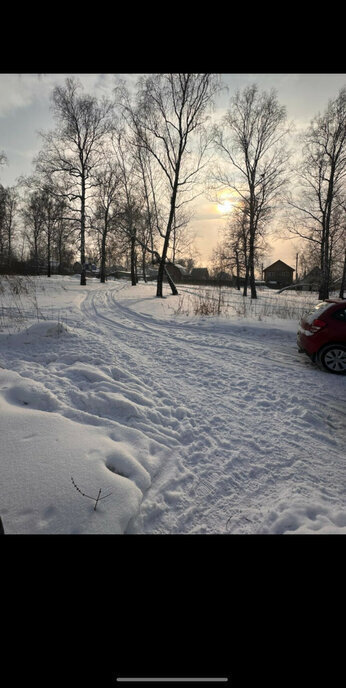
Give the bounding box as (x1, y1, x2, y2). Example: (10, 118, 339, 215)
(0, 75, 35, 116)
(0, 73, 147, 119)
(0, 74, 59, 117)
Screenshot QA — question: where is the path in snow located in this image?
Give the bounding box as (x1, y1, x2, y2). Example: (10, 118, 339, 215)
(80, 283, 346, 534)
(1, 278, 345, 534)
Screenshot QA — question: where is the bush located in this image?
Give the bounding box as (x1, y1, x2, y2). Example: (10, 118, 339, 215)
(0, 274, 41, 332)
(192, 288, 225, 316)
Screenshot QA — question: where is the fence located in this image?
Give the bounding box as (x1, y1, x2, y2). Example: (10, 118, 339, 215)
(177, 283, 334, 320)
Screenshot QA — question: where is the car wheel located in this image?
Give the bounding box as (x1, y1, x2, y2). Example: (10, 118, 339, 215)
(318, 344, 346, 374)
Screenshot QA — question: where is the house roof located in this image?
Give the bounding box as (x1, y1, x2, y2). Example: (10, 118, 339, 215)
(190, 267, 209, 276)
(263, 260, 295, 272)
(304, 266, 322, 278)
(173, 263, 189, 274)
(166, 262, 188, 274)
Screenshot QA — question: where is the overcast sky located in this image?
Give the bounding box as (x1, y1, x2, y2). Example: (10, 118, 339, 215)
(1, 73, 345, 267)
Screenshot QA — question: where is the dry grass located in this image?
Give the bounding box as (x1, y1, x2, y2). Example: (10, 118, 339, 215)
(0, 275, 43, 332)
(174, 285, 337, 322)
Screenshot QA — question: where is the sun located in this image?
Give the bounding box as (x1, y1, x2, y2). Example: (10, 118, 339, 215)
(217, 199, 233, 214)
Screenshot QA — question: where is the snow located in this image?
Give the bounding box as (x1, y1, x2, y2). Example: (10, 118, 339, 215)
(0, 275, 345, 534)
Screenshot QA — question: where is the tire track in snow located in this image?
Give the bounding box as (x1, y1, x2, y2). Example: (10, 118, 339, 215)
(78, 283, 346, 534)
(4, 279, 343, 534)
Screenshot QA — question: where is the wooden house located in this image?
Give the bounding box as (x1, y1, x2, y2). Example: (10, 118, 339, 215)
(263, 260, 295, 288)
(165, 262, 187, 283)
(190, 267, 210, 280)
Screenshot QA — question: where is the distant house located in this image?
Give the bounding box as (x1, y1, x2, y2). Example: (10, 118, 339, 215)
(301, 266, 322, 289)
(190, 267, 209, 281)
(174, 263, 189, 275)
(85, 263, 100, 277)
(164, 262, 189, 283)
(165, 263, 184, 283)
(215, 270, 232, 281)
(290, 267, 322, 292)
(263, 260, 294, 288)
(73, 262, 99, 277)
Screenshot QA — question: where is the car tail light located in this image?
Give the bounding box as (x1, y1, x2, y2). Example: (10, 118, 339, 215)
(310, 318, 327, 333)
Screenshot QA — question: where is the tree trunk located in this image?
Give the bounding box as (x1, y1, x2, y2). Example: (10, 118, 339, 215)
(157, 254, 166, 297)
(319, 175, 335, 300)
(157, 182, 180, 297)
(248, 208, 257, 299)
(130, 231, 137, 286)
(58, 237, 63, 273)
(250, 260, 257, 298)
(80, 176, 86, 286)
(243, 263, 249, 297)
(235, 250, 240, 290)
(34, 236, 40, 275)
(319, 241, 330, 300)
(47, 206, 51, 277)
(100, 231, 107, 283)
(142, 248, 147, 283)
(6, 200, 13, 267)
(47, 229, 51, 277)
(339, 249, 346, 299)
(164, 265, 178, 295)
(7, 226, 12, 266)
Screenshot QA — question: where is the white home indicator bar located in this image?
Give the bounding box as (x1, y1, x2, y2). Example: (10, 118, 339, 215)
(116, 679, 228, 683)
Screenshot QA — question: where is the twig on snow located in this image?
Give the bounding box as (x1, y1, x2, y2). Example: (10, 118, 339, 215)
(71, 476, 113, 511)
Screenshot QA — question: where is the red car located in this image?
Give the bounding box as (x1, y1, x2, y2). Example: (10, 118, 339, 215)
(297, 298, 346, 374)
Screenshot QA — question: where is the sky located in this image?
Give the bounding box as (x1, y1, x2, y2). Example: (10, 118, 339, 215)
(1, 73, 345, 269)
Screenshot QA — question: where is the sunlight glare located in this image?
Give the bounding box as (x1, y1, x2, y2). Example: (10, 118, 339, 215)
(217, 199, 233, 214)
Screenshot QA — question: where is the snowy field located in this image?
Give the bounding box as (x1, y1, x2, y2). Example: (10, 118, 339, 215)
(0, 275, 345, 534)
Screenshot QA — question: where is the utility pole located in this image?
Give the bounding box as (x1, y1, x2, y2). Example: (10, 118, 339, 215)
(295, 252, 299, 282)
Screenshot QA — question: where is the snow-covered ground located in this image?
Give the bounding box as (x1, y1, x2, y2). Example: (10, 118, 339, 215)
(0, 276, 345, 534)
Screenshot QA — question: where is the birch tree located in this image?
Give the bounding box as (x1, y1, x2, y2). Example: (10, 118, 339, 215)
(0, 186, 18, 265)
(112, 130, 141, 286)
(287, 87, 346, 299)
(213, 84, 290, 298)
(339, 248, 346, 298)
(35, 77, 114, 285)
(118, 73, 218, 297)
(134, 140, 163, 280)
(22, 190, 46, 270)
(92, 161, 122, 283)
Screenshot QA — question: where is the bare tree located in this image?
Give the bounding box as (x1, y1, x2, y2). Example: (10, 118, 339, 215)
(53, 198, 76, 271)
(35, 77, 114, 285)
(92, 160, 122, 283)
(224, 209, 250, 290)
(339, 248, 346, 298)
(0, 186, 6, 258)
(133, 139, 163, 281)
(298, 241, 321, 278)
(213, 84, 291, 298)
(287, 87, 346, 299)
(40, 186, 62, 277)
(0, 186, 18, 265)
(213, 205, 267, 292)
(112, 130, 142, 286)
(169, 206, 195, 264)
(21, 189, 46, 271)
(118, 73, 219, 297)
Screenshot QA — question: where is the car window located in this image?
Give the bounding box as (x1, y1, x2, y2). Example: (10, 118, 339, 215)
(332, 308, 346, 322)
(304, 302, 333, 324)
